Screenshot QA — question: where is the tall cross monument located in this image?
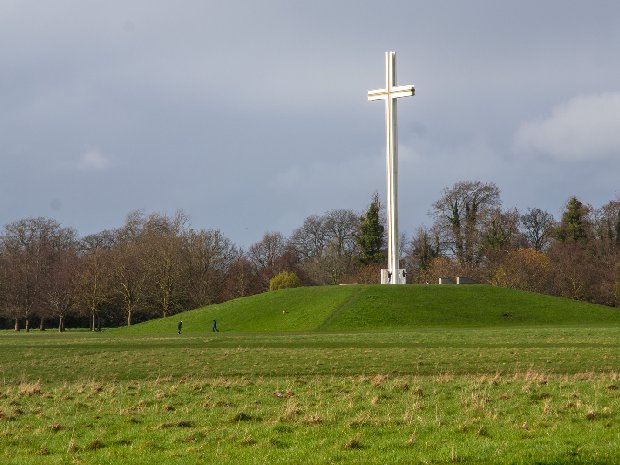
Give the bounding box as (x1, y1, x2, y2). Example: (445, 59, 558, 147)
(368, 51, 415, 284)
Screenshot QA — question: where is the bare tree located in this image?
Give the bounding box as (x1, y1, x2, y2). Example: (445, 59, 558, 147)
(140, 212, 189, 318)
(484, 208, 522, 251)
(46, 250, 79, 332)
(592, 199, 620, 245)
(248, 232, 290, 289)
(222, 255, 261, 300)
(615, 261, 620, 306)
(323, 209, 360, 282)
(432, 181, 501, 265)
(76, 248, 112, 331)
(0, 251, 6, 322)
(587, 199, 620, 305)
(520, 208, 556, 252)
(0, 218, 77, 331)
(323, 209, 359, 258)
(81, 229, 117, 251)
(107, 212, 150, 326)
(289, 209, 360, 284)
(548, 242, 597, 301)
(110, 242, 144, 326)
(142, 234, 185, 317)
(0, 251, 22, 331)
(289, 215, 328, 261)
(184, 228, 239, 306)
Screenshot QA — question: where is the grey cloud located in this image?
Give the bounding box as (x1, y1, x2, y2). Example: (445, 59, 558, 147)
(78, 148, 112, 172)
(1, 0, 619, 245)
(514, 93, 620, 161)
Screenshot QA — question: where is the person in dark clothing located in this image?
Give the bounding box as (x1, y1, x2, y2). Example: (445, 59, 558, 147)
(212, 320, 218, 332)
(177, 320, 183, 334)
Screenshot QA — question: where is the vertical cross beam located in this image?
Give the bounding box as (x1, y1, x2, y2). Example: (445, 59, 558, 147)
(368, 51, 415, 284)
(385, 51, 398, 284)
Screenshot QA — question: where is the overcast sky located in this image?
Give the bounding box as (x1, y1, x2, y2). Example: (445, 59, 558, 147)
(1, 0, 619, 246)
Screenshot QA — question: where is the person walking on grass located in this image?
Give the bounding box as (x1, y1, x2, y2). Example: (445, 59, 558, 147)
(212, 320, 218, 332)
(177, 320, 183, 334)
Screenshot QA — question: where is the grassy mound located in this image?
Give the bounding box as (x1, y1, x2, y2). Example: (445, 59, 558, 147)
(119, 285, 620, 335)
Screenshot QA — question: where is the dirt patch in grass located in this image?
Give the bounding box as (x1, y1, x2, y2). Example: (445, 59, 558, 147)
(161, 420, 195, 428)
(84, 439, 105, 451)
(343, 435, 364, 450)
(231, 412, 260, 422)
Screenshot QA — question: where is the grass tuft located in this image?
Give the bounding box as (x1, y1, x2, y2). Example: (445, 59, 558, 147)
(19, 381, 41, 396)
(371, 374, 388, 387)
(585, 410, 597, 420)
(67, 438, 79, 453)
(84, 439, 105, 450)
(240, 436, 257, 446)
(269, 437, 288, 449)
(343, 435, 364, 450)
(49, 423, 63, 432)
(279, 400, 302, 421)
(161, 420, 194, 428)
(231, 412, 257, 422)
(183, 431, 207, 443)
(302, 414, 323, 425)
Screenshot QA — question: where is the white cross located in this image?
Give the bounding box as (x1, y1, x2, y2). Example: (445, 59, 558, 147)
(367, 51, 415, 284)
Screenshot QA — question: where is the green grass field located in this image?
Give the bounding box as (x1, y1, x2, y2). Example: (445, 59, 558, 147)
(121, 285, 620, 334)
(1, 285, 619, 464)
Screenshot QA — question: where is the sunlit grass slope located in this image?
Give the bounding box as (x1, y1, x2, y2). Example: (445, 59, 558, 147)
(120, 284, 620, 334)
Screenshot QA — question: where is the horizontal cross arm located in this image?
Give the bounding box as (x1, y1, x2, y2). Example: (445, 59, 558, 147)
(368, 89, 388, 101)
(392, 84, 415, 95)
(367, 84, 415, 101)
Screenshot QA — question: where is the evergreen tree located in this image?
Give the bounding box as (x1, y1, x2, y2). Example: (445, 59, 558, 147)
(557, 196, 589, 242)
(410, 227, 440, 271)
(357, 193, 385, 265)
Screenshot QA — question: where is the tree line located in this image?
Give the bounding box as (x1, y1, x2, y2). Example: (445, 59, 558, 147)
(405, 181, 620, 307)
(1, 181, 618, 330)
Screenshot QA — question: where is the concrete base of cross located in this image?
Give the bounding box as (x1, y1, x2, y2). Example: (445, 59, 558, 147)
(381, 269, 407, 284)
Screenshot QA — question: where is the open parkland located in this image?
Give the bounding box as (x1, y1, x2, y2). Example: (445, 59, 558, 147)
(1, 285, 619, 464)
